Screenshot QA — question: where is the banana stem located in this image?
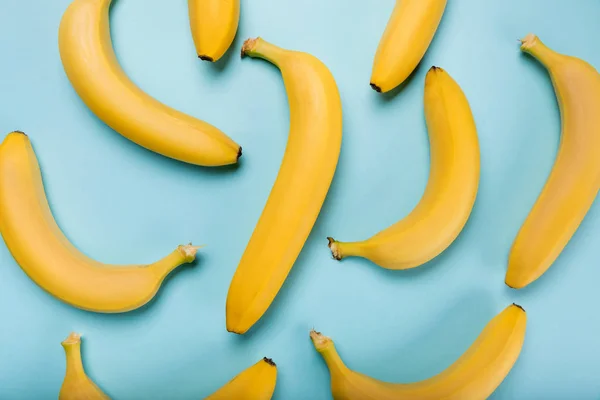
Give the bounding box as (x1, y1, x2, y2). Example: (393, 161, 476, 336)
(310, 331, 349, 375)
(327, 237, 363, 260)
(62, 333, 86, 379)
(241, 37, 287, 65)
(520, 34, 562, 68)
(148, 244, 202, 281)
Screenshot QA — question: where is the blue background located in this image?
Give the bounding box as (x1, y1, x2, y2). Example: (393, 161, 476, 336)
(1, 0, 599, 398)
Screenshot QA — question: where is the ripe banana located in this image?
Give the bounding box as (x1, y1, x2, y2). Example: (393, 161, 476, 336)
(189, 0, 240, 62)
(0, 132, 200, 313)
(226, 38, 342, 334)
(328, 67, 479, 270)
(205, 358, 277, 400)
(59, 0, 241, 166)
(59, 333, 109, 400)
(311, 304, 527, 400)
(370, 0, 447, 93)
(59, 335, 275, 400)
(506, 35, 600, 289)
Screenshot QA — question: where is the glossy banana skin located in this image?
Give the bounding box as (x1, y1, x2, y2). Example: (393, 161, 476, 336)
(226, 38, 343, 334)
(206, 358, 277, 400)
(371, 0, 447, 93)
(189, 0, 240, 62)
(506, 35, 600, 289)
(0, 132, 199, 313)
(328, 67, 479, 270)
(312, 304, 526, 400)
(59, 0, 241, 166)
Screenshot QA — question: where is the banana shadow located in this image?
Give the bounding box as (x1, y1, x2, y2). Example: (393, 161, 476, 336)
(109, 0, 122, 13)
(520, 50, 552, 78)
(322, 290, 496, 383)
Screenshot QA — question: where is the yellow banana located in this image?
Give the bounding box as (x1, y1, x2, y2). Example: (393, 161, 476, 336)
(311, 304, 527, 400)
(328, 67, 479, 270)
(506, 35, 600, 289)
(205, 358, 277, 400)
(0, 132, 200, 313)
(59, 335, 275, 400)
(59, 333, 109, 400)
(189, 0, 240, 62)
(370, 0, 447, 93)
(59, 0, 241, 166)
(226, 38, 342, 334)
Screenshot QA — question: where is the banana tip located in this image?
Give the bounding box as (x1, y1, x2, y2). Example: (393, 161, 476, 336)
(198, 55, 214, 62)
(370, 83, 382, 93)
(504, 279, 523, 290)
(12, 130, 27, 136)
(237, 146, 243, 161)
(226, 324, 248, 335)
(263, 357, 276, 367)
(512, 303, 525, 312)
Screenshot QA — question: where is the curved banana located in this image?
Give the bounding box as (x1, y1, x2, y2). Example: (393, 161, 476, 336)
(506, 35, 600, 289)
(59, 0, 241, 166)
(0, 132, 200, 313)
(311, 304, 527, 400)
(59, 333, 109, 400)
(189, 0, 240, 62)
(370, 0, 447, 93)
(328, 67, 479, 270)
(206, 358, 277, 400)
(226, 38, 342, 334)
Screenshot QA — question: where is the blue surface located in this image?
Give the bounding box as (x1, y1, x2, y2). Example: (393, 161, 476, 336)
(0, 0, 599, 398)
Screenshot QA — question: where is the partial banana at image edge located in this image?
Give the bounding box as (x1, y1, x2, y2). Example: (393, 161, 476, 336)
(59, 332, 275, 400)
(0, 132, 200, 313)
(328, 66, 480, 270)
(59, 0, 241, 167)
(189, 0, 240, 62)
(311, 304, 526, 400)
(226, 37, 343, 334)
(59, 333, 110, 400)
(370, 0, 447, 93)
(506, 34, 600, 289)
(205, 358, 277, 400)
